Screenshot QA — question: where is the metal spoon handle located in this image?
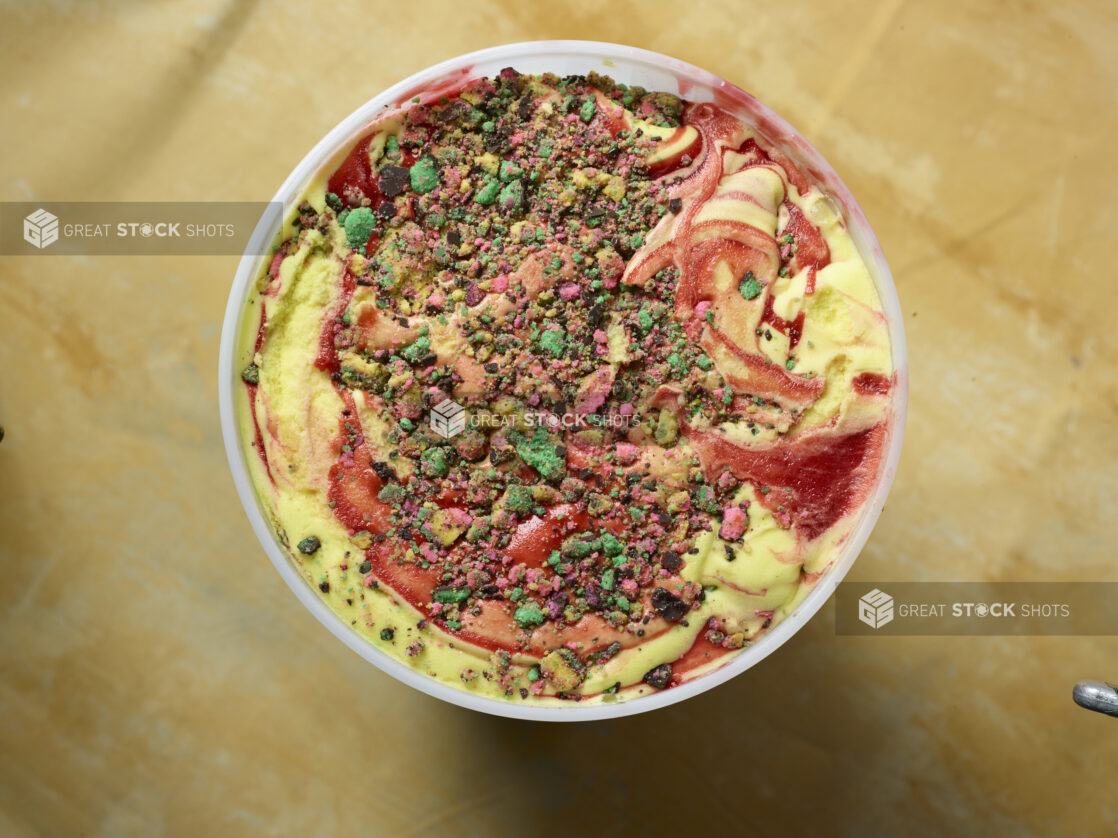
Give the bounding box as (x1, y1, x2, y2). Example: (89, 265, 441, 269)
(1073, 681, 1118, 718)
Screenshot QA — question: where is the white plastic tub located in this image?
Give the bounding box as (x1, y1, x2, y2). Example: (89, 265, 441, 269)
(218, 41, 908, 721)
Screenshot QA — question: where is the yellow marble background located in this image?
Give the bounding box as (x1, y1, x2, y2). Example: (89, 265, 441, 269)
(2, 1, 1116, 835)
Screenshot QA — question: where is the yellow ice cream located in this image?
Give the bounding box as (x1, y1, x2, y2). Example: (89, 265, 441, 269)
(234, 71, 895, 707)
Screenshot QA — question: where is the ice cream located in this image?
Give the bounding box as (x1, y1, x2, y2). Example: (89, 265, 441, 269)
(233, 69, 895, 706)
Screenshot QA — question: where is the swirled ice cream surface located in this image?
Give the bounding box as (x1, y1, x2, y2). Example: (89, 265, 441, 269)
(235, 69, 894, 705)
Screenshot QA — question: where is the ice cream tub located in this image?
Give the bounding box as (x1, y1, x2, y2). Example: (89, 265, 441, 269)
(218, 41, 908, 721)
